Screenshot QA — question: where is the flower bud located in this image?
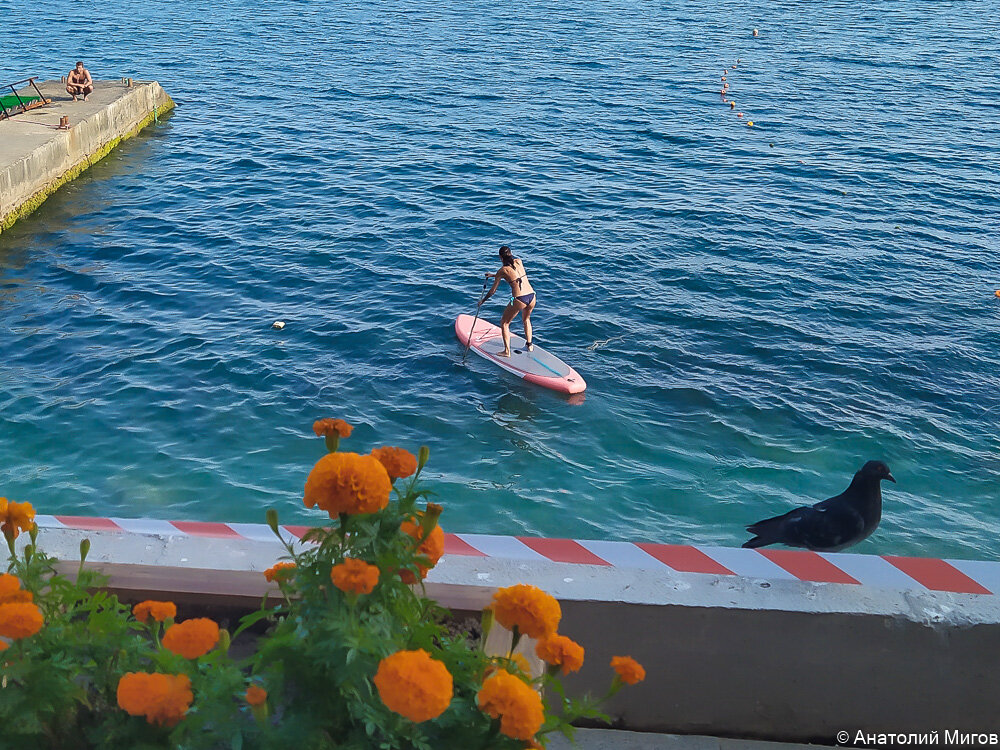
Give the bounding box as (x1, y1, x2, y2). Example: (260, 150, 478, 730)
(80, 538, 91, 564)
(28, 524, 39, 545)
(266, 508, 280, 536)
(417, 445, 430, 470)
(420, 503, 443, 539)
(218, 628, 231, 654)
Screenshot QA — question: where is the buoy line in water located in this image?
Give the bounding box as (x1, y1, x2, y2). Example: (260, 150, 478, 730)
(719, 58, 753, 128)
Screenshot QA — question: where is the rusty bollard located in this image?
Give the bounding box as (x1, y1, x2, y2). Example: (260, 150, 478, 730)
(58, 115, 70, 130)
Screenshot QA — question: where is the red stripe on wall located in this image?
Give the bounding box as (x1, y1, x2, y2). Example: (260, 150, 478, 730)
(281, 525, 312, 540)
(55, 516, 123, 531)
(758, 549, 860, 585)
(443, 534, 488, 557)
(883, 556, 992, 595)
(517, 537, 611, 566)
(170, 521, 241, 538)
(635, 543, 734, 575)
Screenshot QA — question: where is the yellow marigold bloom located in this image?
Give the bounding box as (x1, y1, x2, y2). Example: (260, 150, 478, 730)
(312, 418, 353, 438)
(0, 602, 43, 639)
(132, 600, 176, 623)
(477, 669, 545, 741)
(536, 634, 584, 674)
(117, 672, 193, 727)
(491, 584, 561, 640)
(398, 519, 445, 583)
(370, 446, 418, 480)
(304, 452, 391, 517)
(0, 498, 35, 540)
(263, 561, 297, 583)
(374, 649, 454, 723)
(245, 685, 267, 706)
(610, 655, 646, 685)
(331, 557, 380, 595)
(162, 618, 220, 659)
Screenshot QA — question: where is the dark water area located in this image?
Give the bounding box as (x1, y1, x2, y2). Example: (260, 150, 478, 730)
(1, 0, 998, 559)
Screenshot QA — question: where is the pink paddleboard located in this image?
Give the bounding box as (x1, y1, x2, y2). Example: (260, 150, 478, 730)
(455, 314, 586, 395)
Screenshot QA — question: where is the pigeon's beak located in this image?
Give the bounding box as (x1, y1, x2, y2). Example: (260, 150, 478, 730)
(886, 472, 896, 483)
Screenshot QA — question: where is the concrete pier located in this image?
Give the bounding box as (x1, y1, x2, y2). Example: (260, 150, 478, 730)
(0, 79, 174, 233)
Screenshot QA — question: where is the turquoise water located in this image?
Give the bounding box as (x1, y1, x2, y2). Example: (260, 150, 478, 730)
(1, 1, 998, 559)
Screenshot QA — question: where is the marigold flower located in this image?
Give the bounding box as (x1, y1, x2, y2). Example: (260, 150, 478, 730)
(0, 498, 35, 540)
(245, 685, 267, 706)
(398, 518, 445, 583)
(117, 672, 193, 727)
(611, 655, 646, 685)
(0, 602, 43, 639)
(304, 452, 391, 517)
(0, 639, 8, 651)
(374, 649, 454, 723)
(331, 557, 380, 595)
(162, 618, 220, 659)
(263, 561, 297, 583)
(132, 600, 176, 623)
(536, 633, 584, 674)
(312, 418, 353, 438)
(477, 669, 545, 740)
(371, 446, 418, 480)
(0, 574, 30, 604)
(490, 584, 561, 640)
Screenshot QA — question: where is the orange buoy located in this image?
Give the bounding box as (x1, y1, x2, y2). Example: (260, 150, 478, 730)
(730, 101, 736, 109)
(747, 121, 754, 127)
(995, 290, 1000, 298)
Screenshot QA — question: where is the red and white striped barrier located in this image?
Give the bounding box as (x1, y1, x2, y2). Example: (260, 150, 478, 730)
(36, 515, 1000, 596)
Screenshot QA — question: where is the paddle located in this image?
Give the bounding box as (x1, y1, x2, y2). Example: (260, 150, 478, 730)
(462, 273, 492, 363)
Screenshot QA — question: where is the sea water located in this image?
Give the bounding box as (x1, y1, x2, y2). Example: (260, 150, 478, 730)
(1, 0, 998, 559)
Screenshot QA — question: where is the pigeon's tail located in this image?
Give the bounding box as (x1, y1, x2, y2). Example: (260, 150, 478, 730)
(741, 518, 785, 549)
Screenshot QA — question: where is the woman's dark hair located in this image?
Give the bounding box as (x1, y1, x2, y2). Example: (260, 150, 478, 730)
(499, 245, 515, 268)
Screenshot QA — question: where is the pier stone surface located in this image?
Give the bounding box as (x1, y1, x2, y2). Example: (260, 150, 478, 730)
(0, 79, 173, 232)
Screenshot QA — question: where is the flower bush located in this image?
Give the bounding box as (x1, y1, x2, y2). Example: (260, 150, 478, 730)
(0, 420, 645, 748)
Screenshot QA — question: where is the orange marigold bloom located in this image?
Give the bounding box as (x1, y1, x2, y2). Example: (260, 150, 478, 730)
(162, 618, 220, 659)
(263, 561, 297, 583)
(0, 602, 43, 639)
(370, 446, 418, 480)
(0, 639, 7, 651)
(398, 518, 445, 583)
(536, 634, 584, 674)
(491, 584, 561, 640)
(331, 557, 380, 595)
(132, 600, 177, 623)
(0, 574, 20, 600)
(374, 649, 454, 723)
(117, 672, 193, 727)
(477, 669, 545, 741)
(304, 452, 391, 517)
(312, 418, 353, 438)
(610, 655, 646, 685)
(0, 498, 35, 540)
(245, 685, 267, 706)
(0, 574, 30, 604)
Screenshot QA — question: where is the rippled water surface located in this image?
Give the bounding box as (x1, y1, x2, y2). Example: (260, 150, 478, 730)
(2, 0, 999, 559)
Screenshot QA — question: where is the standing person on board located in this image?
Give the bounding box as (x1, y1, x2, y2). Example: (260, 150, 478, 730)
(481, 245, 537, 358)
(66, 62, 94, 102)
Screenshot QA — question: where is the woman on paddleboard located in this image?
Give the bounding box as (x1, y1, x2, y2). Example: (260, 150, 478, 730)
(481, 245, 536, 358)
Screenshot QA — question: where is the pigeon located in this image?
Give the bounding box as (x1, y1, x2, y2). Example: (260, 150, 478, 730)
(742, 461, 895, 551)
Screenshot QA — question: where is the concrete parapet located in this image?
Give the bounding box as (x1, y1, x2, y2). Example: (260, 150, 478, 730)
(24, 517, 1000, 744)
(0, 79, 174, 233)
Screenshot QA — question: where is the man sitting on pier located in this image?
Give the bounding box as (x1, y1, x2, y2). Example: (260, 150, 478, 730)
(66, 62, 93, 102)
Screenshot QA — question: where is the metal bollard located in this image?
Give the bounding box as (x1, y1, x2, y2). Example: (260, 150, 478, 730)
(58, 115, 69, 129)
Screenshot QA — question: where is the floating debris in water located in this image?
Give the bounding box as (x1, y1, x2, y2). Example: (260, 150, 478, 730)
(272, 321, 286, 330)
